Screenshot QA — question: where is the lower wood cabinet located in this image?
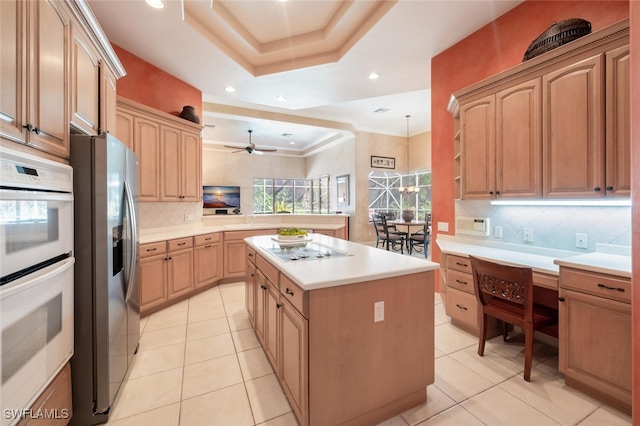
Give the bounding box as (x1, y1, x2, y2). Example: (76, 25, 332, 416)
(166, 238, 194, 300)
(194, 233, 222, 288)
(18, 362, 72, 425)
(223, 230, 272, 279)
(559, 267, 631, 414)
(139, 242, 169, 313)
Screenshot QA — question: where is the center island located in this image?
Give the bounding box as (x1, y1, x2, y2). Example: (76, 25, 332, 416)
(244, 233, 439, 426)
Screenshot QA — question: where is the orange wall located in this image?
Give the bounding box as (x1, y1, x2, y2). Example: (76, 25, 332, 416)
(630, 1, 639, 422)
(113, 45, 202, 118)
(430, 1, 630, 266)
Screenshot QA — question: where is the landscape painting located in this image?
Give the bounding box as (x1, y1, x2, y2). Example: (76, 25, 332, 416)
(203, 186, 241, 208)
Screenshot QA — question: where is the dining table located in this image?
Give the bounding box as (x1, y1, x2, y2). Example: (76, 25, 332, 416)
(388, 219, 428, 250)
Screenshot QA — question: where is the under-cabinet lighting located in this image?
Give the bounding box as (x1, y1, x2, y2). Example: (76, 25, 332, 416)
(490, 199, 631, 207)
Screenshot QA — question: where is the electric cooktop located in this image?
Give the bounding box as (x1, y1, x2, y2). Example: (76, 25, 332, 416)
(261, 241, 351, 262)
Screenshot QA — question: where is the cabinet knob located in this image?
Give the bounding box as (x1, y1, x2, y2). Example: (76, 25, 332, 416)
(23, 123, 34, 132)
(261, 285, 268, 290)
(286, 288, 294, 296)
(276, 303, 282, 309)
(593, 187, 601, 192)
(606, 186, 614, 191)
(489, 191, 494, 195)
(558, 297, 565, 302)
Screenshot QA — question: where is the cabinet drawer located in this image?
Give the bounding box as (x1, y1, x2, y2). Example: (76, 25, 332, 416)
(256, 254, 279, 286)
(247, 247, 257, 264)
(140, 241, 166, 258)
(224, 229, 273, 241)
(560, 268, 630, 303)
(447, 269, 474, 294)
(447, 287, 478, 330)
(168, 237, 193, 251)
(533, 272, 558, 290)
(446, 254, 472, 274)
(194, 232, 220, 246)
(280, 274, 308, 318)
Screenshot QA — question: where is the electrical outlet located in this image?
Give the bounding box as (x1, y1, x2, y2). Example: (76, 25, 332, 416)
(374, 301, 384, 323)
(576, 233, 588, 249)
(523, 227, 534, 242)
(184, 213, 194, 221)
(494, 226, 503, 238)
(437, 222, 449, 232)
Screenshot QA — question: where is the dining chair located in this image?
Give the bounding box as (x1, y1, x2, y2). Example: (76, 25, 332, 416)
(408, 213, 431, 257)
(469, 256, 557, 381)
(372, 215, 405, 253)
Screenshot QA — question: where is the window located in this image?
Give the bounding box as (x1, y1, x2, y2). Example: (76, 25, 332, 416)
(253, 176, 330, 214)
(368, 170, 431, 219)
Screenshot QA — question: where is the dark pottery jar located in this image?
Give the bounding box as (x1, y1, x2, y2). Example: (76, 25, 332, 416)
(179, 105, 200, 124)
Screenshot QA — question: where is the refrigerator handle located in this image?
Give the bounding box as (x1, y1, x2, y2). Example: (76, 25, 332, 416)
(124, 181, 138, 303)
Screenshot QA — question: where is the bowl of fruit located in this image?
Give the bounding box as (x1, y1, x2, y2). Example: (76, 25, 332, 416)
(276, 227, 309, 241)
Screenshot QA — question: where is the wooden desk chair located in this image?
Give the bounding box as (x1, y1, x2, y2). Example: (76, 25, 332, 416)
(408, 213, 431, 257)
(469, 256, 557, 381)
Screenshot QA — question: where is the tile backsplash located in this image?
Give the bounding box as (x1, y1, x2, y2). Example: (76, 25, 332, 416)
(139, 202, 202, 229)
(456, 200, 631, 252)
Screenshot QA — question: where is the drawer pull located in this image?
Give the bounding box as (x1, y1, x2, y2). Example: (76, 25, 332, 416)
(455, 304, 468, 311)
(177, 242, 186, 246)
(597, 283, 625, 292)
(276, 303, 282, 309)
(248, 253, 254, 257)
(455, 262, 468, 267)
(261, 285, 268, 290)
(285, 288, 294, 296)
(558, 297, 565, 302)
(204, 244, 212, 248)
(146, 248, 157, 252)
(455, 279, 468, 285)
(205, 237, 212, 241)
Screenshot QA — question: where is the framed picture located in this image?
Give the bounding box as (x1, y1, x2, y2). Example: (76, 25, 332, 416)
(371, 155, 395, 169)
(336, 174, 349, 205)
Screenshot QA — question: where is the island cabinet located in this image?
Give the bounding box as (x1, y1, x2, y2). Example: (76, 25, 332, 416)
(558, 267, 631, 414)
(246, 240, 435, 426)
(116, 97, 202, 202)
(450, 20, 629, 201)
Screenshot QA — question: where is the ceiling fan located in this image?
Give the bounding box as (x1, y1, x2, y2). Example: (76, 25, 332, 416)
(225, 130, 277, 155)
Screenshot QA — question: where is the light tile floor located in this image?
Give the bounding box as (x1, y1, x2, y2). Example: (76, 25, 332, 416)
(107, 282, 632, 426)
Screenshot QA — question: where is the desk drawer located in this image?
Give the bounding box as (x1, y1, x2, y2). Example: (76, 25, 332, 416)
(446, 255, 472, 274)
(447, 288, 477, 330)
(560, 268, 630, 303)
(447, 269, 474, 294)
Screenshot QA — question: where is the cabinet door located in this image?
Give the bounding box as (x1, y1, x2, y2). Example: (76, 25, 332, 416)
(70, 27, 99, 135)
(115, 110, 134, 150)
(100, 64, 117, 136)
(27, 0, 70, 158)
(264, 281, 280, 373)
(245, 259, 257, 325)
(224, 240, 247, 278)
(140, 253, 168, 313)
(280, 298, 309, 426)
(543, 55, 604, 198)
(496, 78, 542, 198)
(181, 131, 201, 201)
(134, 116, 161, 201)
(167, 248, 194, 299)
(605, 45, 630, 197)
(0, 0, 26, 144)
(194, 242, 221, 288)
(160, 125, 181, 201)
(460, 94, 495, 199)
(559, 288, 631, 411)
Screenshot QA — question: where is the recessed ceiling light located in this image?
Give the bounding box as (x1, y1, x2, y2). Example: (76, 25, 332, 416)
(289, 141, 296, 145)
(369, 72, 381, 80)
(224, 86, 236, 93)
(276, 95, 287, 102)
(145, 0, 165, 9)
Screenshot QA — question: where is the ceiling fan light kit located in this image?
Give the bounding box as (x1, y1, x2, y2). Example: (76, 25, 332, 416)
(224, 130, 278, 155)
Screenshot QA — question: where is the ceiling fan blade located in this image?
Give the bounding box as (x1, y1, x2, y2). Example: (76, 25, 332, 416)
(252, 149, 264, 155)
(256, 148, 277, 152)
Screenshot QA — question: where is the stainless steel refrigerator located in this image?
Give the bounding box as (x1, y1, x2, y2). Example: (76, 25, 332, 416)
(69, 134, 140, 425)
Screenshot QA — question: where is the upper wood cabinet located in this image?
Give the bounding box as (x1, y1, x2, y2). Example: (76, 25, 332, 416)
(543, 55, 604, 198)
(460, 78, 542, 200)
(451, 20, 629, 201)
(71, 26, 99, 136)
(0, 0, 71, 158)
(116, 97, 202, 203)
(100, 64, 118, 135)
(605, 45, 630, 197)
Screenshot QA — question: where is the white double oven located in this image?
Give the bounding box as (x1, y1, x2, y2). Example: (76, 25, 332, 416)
(0, 147, 74, 425)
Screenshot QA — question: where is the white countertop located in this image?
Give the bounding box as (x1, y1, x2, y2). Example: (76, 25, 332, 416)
(245, 234, 440, 291)
(436, 235, 631, 278)
(140, 222, 346, 244)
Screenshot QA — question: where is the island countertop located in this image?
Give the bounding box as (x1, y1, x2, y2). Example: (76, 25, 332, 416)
(245, 233, 440, 291)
